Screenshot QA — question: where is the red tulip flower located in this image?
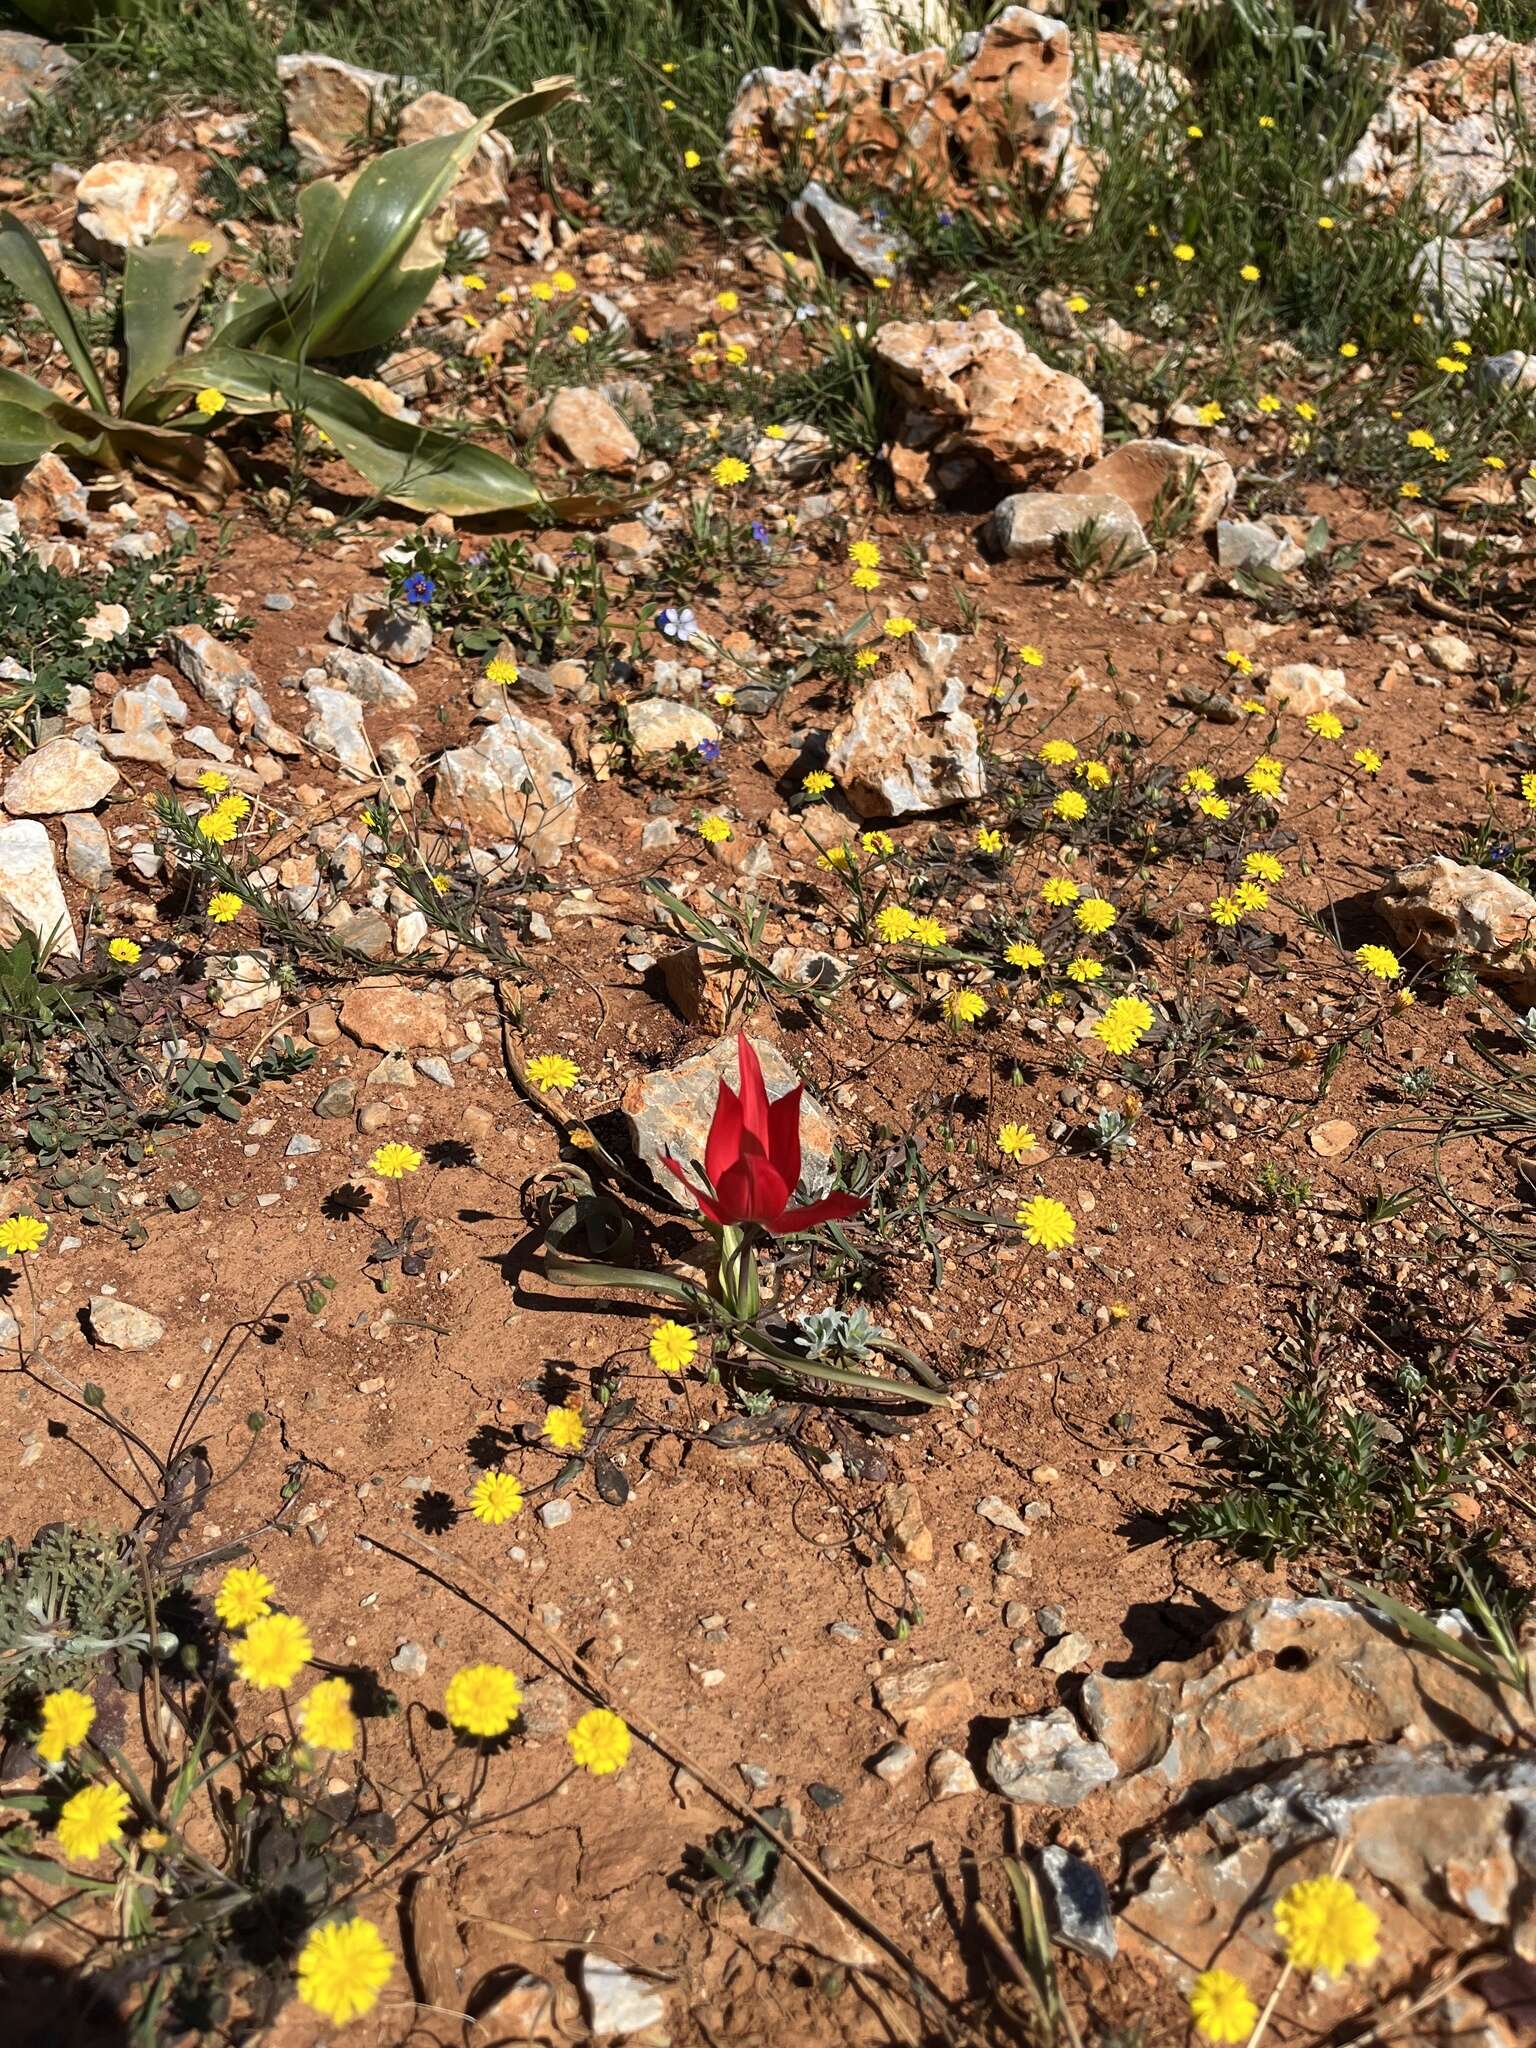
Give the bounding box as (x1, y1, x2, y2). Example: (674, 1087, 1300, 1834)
(663, 1035, 868, 1237)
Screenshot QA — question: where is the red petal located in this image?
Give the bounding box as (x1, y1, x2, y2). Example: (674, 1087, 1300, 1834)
(772, 1190, 869, 1234)
(716, 1154, 790, 1227)
(661, 1154, 726, 1226)
(765, 1081, 803, 1194)
(705, 1074, 744, 1190)
(735, 1034, 773, 1155)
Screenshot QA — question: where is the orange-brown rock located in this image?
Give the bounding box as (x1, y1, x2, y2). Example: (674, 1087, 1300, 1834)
(1333, 32, 1536, 225)
(1057, 437, 1233, 534)
(874, 311, 1102, 503)
(1375, 855, 1536, 992)
(722, 9, 1090, 217)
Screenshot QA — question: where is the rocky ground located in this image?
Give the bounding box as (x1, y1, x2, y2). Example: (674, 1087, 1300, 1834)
(0, 5, 1534, 2046)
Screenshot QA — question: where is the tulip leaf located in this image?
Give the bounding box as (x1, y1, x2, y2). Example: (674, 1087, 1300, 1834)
(121, 236, 217, 414)
(541, 1206, 950, 1407)
(0, 210, 110, 415)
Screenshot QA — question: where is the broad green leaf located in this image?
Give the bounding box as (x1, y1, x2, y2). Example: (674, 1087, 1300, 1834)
(488, 77, 581, 135)
(0, 366, 104, 460)
(0, 364, 74, 415)
(210, 182, 345, 355)
(0, 369, 237, 508)
(208, 277, 287, 352)
(0, 399, 71, 465)
(100, 417, 239, 510)
(152, 348, 564, 518)
(284, 177, 348, 314)
(0, 211, 109, 415)
(237, 79, 574, 363)
(121, 237, 215, 414)
(256, 121, 499, 361)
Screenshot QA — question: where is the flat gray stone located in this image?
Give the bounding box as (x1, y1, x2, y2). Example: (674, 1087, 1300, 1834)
(927, 1745, 980, 1801)
(825, 630, 983, 818)
(976, 1494, 1030, 1536)
(625, 698, 721, 756)
(322, 646, 417, 709)
(990, 491, 1148, 571)
(328, 592, 433, 666)
(580, 1954, 666, 2039)
(331, 907, 392, 960)
(0, 31, 75, 131)
(432, 713, 582, 867)
(784, 179, 910, 282)
(88, 1296, 165, 1352)
(1481, 350, 1536, 394)
(62, 812, 112, 888)
(1412, 231, 1518, 325)
(871, 1740, 917, 1783)
(304, 683, 373, 779)
(1216, 518, 1303, 575)
(1058, 436, 1233, 535)
(622, 1034, 837, 1209)
(986, 1707, 1118, 1806)
(0, 817, 78, 959)
(3, 737, 119, 816)
(1036, 1845, 1118, 1962)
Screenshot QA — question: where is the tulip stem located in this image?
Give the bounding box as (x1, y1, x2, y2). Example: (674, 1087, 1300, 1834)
(715, 1223, 761, 1323)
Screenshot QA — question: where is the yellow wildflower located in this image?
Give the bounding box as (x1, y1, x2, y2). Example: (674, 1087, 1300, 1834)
(1016, 1196, 1076, 1250)
(56, 1782, 131, 1861)
(444, 1663, 520, 1738)
(568, 1707, 631, 1775)
(296, 1918, 393, 2024)
(469, 1471, 524, 1525)
(1273, 1873, 1380, 1977)
(649, 1320, 697, 1373)
(36, 1688, 96, 1765)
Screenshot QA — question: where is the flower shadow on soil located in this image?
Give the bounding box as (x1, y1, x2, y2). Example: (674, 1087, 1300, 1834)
(7, 1953, 131, 2048)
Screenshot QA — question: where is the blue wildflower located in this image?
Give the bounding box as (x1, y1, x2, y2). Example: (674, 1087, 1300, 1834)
(751, 521, 770, 546)
(658, 605, 698, 642)
(698, 738, 721, 765)
(401, 572, 436, 606)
